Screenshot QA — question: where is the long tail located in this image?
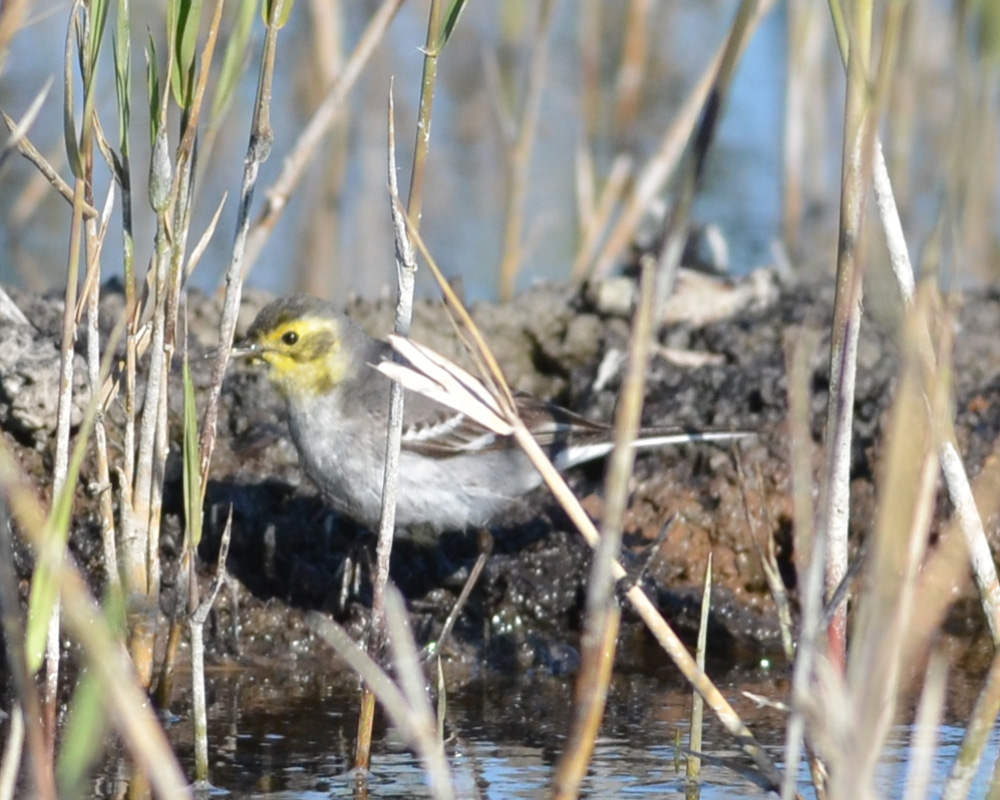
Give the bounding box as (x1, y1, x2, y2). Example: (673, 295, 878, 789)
(555, 430, 751, 471)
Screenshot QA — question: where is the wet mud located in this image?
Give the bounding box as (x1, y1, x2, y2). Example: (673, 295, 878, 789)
(2, 275, 997, 680)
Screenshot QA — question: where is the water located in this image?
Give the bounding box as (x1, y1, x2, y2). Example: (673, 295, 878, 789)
(0, 2, 790, 301)
(89, 665, 998, 799)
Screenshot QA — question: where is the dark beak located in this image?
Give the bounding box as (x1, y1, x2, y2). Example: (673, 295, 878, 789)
(230, 340, 262, 360)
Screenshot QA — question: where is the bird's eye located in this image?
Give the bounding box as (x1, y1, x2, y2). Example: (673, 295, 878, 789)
(281, 330, 299, 346)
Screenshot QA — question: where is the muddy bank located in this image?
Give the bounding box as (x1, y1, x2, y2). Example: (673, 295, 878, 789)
(2, 275, 997, 678)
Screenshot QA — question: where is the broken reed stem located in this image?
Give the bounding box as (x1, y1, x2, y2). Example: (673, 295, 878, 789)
(189, 509, 232, 787)
(497, 0, 557, 301)
(242, 0, 405, 275)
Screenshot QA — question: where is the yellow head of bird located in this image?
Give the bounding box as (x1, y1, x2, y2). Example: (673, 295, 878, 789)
(234, 295, 353, 399)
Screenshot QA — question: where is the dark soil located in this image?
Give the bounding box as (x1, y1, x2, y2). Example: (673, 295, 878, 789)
(2, 275, 997, 682)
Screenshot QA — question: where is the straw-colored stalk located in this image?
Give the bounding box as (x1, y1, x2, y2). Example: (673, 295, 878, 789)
(311, 591, 455, 800)
(356, 0, 461, 763)
(496, 0, 557, 301)
(686, 554, 713, 788)
(241, 0, 406, 275)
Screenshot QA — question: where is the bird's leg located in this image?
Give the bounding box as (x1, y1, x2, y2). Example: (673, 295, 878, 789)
(423, 528, 494, 662)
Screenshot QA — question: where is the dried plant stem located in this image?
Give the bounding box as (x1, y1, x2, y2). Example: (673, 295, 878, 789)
(578, 0, 601, 137)
(588, 0, 777, 278)
(942, 613, 1000, 798)
(355, 84, 418, 773)
(687, 554, 713, 786)
(0, 112, 100, 219)
(198, 0, 284, 483)
(782, 0, 823, 254)
(127, 203, 169, 686)
(85, 193, 119, 589)
(551, 602, 619, 799)
(512, 420, 783, 791)
(544, 1, 766, 771)
(45, 174, 87, 753)
(311, 591, 455, 799)
(555, 5, 761, 788)
(242, 0, 405, 275)
(613, 0, 653, 139)
(835, 291, 943, 798)
(190, 509, 232, 786)
(0, 704, 24, 800)
(356, 0, 448, 767)
(781, 330, 823, 800)
(496, 0, 557, 301)
(903, 648, 947, 800)
(819, 0, 874, 672)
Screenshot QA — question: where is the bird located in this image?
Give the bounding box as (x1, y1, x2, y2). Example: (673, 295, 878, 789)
(231, 294, 743, 532)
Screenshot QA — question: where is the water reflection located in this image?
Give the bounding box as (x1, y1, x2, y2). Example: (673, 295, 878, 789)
(86, 664, 1000, 799)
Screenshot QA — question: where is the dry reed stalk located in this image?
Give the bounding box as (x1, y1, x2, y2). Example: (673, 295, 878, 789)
(242, 0, 406, 275)
(496, 0, 558, 301)
(587, 0, 777, 279)
(783, 0, 824, 255)
(297, 0, 347, 297)
(687, 554, 713, 787)
(355, 84, 416, 773)
(578, 0, 601, 138)
(902, 648, 948, 800)
(824, 0, 1000, 647)
(311, 591, 456, 800)
(613, 0, 653, 141)
(356, 0, 465, 769)
(832, 287, 945, 798)
(818, 0, 879, 673)
(551, 602, 620, 799)
(781, 329, 823, 800)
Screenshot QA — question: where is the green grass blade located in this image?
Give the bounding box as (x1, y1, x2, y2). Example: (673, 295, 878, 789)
(262, 0, 295, 29)
(441, 0, 469, 46)
(145, 32, 160, 144)
(210, 0, 256, 126)
(56, 669, 109, 798)
(169, 0, 203, 107)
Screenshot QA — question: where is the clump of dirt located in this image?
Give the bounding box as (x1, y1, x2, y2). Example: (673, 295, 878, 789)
(2, 276, 997, 679)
